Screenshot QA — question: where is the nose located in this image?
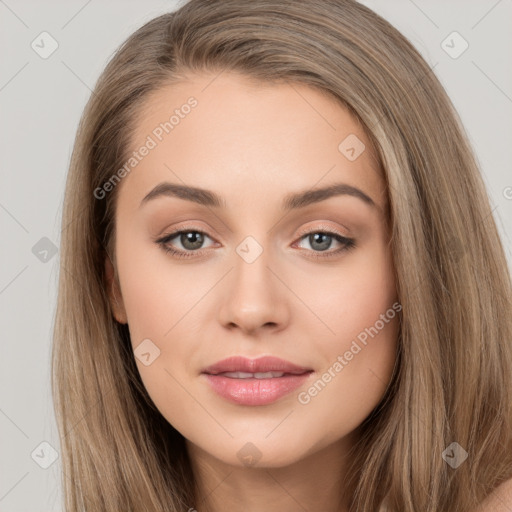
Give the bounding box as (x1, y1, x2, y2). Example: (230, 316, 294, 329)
(217, 244, 290, 336)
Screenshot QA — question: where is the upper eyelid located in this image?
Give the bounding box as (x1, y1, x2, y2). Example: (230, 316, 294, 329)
(160, 218, 351, 236)
(159, 225, 352, 245)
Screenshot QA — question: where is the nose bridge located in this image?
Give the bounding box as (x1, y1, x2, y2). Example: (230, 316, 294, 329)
(217, 232, 289, 333)
(234, 234, 272, 289)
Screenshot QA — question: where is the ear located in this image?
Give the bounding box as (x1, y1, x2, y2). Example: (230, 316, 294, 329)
(104, 254, 128, 324)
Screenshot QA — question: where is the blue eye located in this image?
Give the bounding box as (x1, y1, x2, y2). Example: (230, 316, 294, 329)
(156, 228, 356, 260)
(295, 231, 356, 256)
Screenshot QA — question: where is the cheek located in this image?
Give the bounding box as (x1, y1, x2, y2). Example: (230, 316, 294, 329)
(292, 241, 399, 418)
(295, 315, 399, 446)
(115, 249, 203, 427)
(115, 226, 204, 344)
(114, 225, 222, 388)
(293, 279, 399, 446)
(292, 237, 397, 349)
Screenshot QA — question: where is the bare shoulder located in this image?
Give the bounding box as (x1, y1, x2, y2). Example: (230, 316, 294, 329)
(475, 477, 512, 512)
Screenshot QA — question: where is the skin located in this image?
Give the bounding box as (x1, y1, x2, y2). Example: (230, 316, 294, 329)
(475, 479, 512, 512)
(105, 71, 400, 512)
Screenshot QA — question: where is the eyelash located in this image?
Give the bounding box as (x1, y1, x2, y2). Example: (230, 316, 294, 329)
(155, 226, 356, 261)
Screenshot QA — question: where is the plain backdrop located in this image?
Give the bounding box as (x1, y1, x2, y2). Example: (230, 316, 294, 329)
(1, 1, 511, 510)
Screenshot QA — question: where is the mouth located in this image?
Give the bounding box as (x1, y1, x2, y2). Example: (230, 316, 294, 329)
(202, 355, 313, 375)
(209, 370, 308, 379)
(201, 356, 314, 406)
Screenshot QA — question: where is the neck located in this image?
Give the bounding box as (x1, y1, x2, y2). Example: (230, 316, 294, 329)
(186, 432, 359, 512)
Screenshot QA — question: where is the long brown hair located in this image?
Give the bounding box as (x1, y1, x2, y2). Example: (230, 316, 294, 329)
(52, 1, 512, 510)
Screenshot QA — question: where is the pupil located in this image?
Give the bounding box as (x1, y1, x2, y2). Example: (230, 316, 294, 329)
(310, 233, 331, 251)
(182, 232, 203, 250)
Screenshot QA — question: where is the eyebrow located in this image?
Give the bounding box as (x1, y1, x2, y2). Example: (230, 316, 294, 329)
(140, 181, 377, 211)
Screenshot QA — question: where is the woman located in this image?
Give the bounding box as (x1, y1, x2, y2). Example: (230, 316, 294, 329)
(52, 1, 512, 510)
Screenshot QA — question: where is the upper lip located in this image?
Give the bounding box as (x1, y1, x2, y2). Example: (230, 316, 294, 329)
(202, 356, 313, 375)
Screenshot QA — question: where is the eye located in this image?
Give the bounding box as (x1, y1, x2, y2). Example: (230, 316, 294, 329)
(156, 228, 216, 260)
(293, 228, 356, 259)
(155, 226, 356, 260)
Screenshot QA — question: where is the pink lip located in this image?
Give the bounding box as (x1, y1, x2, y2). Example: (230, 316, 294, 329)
(201, 356, 313, 406)
(202, 355, 312, 375)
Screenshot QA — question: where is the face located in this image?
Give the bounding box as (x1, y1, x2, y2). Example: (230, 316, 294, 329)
(105, 71, 400, 469)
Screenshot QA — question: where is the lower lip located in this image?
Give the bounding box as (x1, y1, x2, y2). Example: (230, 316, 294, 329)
(202, 372, 313, 406)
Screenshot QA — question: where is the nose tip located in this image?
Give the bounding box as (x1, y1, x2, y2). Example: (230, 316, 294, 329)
(223, 303, 282, 335)
(217, 255, 289, 335)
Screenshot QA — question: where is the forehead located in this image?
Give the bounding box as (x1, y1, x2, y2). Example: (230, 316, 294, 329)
(121, 71, 387, 214)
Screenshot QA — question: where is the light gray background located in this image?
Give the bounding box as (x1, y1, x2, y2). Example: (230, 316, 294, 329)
(1, 1, 511, 510)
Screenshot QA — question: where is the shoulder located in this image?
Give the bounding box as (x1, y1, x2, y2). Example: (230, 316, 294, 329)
(475, 477, 512, 512)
